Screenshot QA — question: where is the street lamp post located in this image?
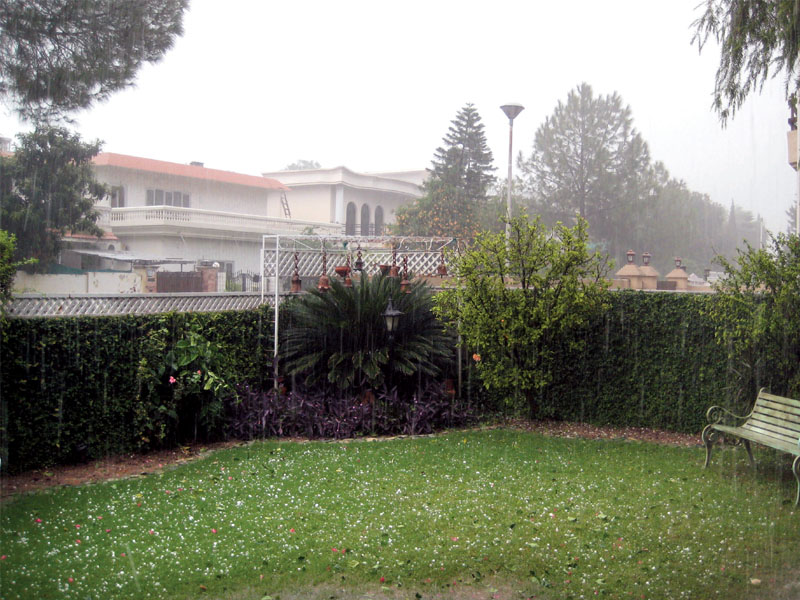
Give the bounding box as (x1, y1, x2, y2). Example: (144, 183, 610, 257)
(501, 103, 524, 239)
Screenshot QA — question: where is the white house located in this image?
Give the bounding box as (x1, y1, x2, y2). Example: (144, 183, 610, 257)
(261, 166, 426, 236)
(90, 153, 345, 275)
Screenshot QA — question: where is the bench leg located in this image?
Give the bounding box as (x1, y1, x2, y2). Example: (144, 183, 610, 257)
(742, 439, 755, 468)
(701, 425, 718, 468)
(793, 455, 800, 507)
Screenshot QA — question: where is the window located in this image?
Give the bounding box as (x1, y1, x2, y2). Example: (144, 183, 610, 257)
(345, 202, 356, 235)
(110, 186, 125, 208)
(146, 188, 191, 207)
(360, 203, 370, 236)
(374, 206, 384, 236)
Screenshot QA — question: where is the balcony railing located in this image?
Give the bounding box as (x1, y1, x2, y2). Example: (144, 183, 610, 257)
(109, 206, 340, 236)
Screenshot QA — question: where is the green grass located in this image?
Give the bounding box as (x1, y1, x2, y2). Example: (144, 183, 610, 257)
(0, 429, 798, 600)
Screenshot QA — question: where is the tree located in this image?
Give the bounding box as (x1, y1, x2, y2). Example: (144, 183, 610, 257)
(0, 0, 188, 121)
(430, 103, 495, 203)
(692, 0, 799, 123)
(711, 233, 800, 401)
(0, 126, 106, 269)
(394, 103, 495, 239)
(519, 83, 652, 263)
(283, 159, 321, 170)
(434, 215, 610, 416)
(787, 200, 798, 235)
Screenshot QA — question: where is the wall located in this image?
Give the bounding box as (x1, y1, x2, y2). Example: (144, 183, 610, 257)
(13, 271, 143, 294)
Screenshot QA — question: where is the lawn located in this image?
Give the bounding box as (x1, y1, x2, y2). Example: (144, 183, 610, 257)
(0, 429, 797, 600)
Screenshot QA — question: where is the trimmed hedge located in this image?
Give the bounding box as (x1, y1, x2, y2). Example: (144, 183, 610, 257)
(0, 290, 786, 474)
(0, 309, 273, 473)
(542, 292, 726, 432)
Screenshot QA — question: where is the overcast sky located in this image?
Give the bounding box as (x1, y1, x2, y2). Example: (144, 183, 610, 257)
(0, 0, 795, 233)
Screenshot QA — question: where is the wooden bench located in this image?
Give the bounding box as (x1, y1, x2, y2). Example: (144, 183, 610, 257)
(702, 388, 800, 506)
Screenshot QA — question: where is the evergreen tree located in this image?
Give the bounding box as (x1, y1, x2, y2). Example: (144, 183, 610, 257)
(519, 83, 651, 262)
(788, 200, 798, 235)
(394, 103, 494, 239)
(0, 0, 188, 121)
(430, 103, 495, 203)
(0, 126, 106, 270)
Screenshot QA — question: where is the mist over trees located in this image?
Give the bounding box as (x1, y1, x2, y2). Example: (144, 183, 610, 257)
(517, 83, 761, 275)
(0, 0, 188, 122)
(283, 159, 321, 171)
(395, 103, 496, 239)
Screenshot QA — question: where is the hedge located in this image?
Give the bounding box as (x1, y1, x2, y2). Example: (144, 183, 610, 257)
(0, 290, 784, 474)
(0, 309, 274, 473)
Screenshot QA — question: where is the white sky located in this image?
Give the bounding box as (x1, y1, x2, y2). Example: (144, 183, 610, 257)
(0, 0, 795, 232)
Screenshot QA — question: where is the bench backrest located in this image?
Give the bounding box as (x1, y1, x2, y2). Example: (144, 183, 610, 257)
(744, 390, 800, 450)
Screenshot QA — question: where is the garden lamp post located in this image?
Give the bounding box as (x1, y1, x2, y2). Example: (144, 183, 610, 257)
(501, 103, 524, 239)
(382, 297, 403, 342)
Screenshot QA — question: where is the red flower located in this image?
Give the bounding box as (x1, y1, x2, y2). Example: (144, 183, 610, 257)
(379, 577, 385, 583)
(35, 518, 42, 523)
(472, 353, 481, 362)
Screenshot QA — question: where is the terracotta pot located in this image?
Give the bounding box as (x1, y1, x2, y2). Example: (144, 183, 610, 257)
(334, 265, 350, 278)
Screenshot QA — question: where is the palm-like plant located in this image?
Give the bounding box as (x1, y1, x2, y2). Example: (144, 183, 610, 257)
(282, 274, 453, 396)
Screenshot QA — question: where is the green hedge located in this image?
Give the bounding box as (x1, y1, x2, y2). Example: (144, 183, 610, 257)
(0, 291, 787, 474)
(538, 292, 724, 432)
(1, 309, 273, 473)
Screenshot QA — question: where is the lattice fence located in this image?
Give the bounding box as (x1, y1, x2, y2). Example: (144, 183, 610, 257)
(6, 292, 277, 318)
(262, 235, 458, 279)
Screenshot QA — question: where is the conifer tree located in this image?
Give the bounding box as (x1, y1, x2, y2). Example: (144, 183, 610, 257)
(430, 103, 496, 203)
(395, 103, 495, 239)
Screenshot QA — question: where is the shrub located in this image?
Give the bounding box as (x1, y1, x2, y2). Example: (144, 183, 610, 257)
(282, 273, 454, 398)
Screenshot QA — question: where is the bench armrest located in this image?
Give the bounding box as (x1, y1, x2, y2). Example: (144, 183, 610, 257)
(706, 405, 750, 425)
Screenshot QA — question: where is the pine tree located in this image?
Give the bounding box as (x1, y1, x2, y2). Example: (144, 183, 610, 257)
(0, 0, 188, 121)
(430, 103, 495, 203)
(394, 104, 495, 239)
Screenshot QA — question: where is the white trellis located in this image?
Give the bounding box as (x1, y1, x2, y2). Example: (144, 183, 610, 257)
(260, 234, 458, 385)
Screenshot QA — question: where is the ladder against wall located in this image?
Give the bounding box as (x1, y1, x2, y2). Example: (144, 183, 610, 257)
(280, 191, 291, 219)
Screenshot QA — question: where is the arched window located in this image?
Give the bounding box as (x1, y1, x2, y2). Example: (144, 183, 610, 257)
(360, 204, 370, 236)
(345, 202, 357, 235)
(374, 206, 384, 236)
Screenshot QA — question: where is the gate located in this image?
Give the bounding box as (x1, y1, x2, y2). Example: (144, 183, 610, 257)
(157, 271, 202, 293)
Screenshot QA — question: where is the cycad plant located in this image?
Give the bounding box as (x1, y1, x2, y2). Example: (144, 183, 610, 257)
(282, 273, 453, 397)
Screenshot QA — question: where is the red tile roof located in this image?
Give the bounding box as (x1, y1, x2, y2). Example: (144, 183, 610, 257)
(93, 153, 289, 191)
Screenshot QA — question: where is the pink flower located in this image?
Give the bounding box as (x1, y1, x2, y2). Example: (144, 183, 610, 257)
(289, 528, 295, 533)
(197, 370, 202, 375)
(120, 552, 126, 557)
(35, 518, 42, 523)
(105, 529, 111, 533)
(68, 577, 74, 583)
(0, 555, 6, 560)
(211, 528, 217, 534)
(332, 547, 338, 553)
(451, 536, 459, 542)
(149, 529, 154, 535)
(75, 524, 81, 529)
(75, 539, 81, 544)
(169, 376, 177, 384)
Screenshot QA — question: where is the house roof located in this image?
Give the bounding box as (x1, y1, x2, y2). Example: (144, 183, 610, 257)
(94, 153, 289, 191)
